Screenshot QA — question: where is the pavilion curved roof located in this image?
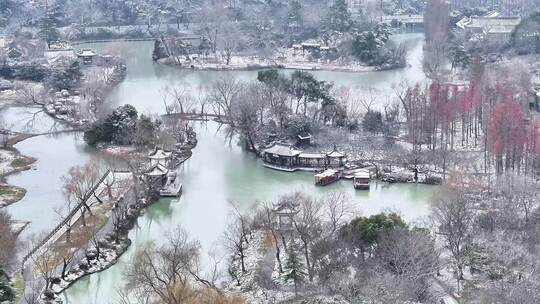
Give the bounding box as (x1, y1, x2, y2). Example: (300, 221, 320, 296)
(299, 152, 326, 159)
(272, 200, 300, 213)
(145, 163, 169, 176)
(264, 143, 302, 157)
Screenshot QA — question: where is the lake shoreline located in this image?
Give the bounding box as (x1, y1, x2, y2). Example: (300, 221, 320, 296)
(0, 136, 37, 209)
(52, 134, 198, 300)
(157, 56, 406, 73)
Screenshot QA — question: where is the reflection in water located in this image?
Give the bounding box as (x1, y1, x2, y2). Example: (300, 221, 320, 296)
(5, 133, 95, 237)
(1, 109, 125, 238)
(144, 198, 175, 222)
(0, 107, 66, 134)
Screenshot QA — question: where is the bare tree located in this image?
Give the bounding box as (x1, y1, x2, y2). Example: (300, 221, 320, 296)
(424, 0, 449, 80)
(218, 22, 243, 65)
(125, 228, 200, 304)
(161, 84, 197, 115)
(231, 84, 266, 152)
(292, 192, 322, 282)
(0, 210, 16, 269)
(375, 227, 440, 302)
(208, 77, 243, 122)
(223, 204, 252, 274)
(260, 202, 283, 273)
(431, 188, 475, 294)
(124, 227, 225, 304)
(33, 248, 58, 290)
(358, 87, 379, 113)
(53, 197, 76, 243)
(498, 174, 539, 225)
(62, 162, 102, 227)
(323, 192, 350, 234)
(16, 83, 47, 106)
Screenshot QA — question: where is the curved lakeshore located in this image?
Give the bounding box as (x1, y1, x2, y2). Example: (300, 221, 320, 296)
(158, 56, 386, 73)
(0, 144, 36, 208)
(156, 33, 416, 73)
(0, 32, 436, 303)
(62, 34, 436, 303)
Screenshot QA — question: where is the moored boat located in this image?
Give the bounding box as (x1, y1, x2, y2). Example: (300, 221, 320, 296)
(315, 169, 340, 186)
(353, 170, 371, 190)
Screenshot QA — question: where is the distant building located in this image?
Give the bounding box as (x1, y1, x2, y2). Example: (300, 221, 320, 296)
(76, 49, 97, 65)
(0, 36, 7, 48)
(148, 147, 173, 168)
(456, 15, 521, 40)
(296, 131, 312, 146)
(262, 143, 302, 170)
(380, 14, 424, 29)
(346, 0, 363, 17)
(44, 43, 76, 62)
(262, 142, 346, 172)
(272, 198, 300, 231)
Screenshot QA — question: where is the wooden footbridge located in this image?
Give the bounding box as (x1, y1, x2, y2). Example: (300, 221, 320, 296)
(162, 112, 232, 124)
(21, 170, 134, 267)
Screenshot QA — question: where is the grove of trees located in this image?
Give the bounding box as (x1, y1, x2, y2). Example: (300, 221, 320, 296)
(220, 191, 442, 303)
(83, 104, 161, 147)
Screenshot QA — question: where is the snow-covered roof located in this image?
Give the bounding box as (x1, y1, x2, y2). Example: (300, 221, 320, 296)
(484, 11, 500, 18)
(354, 170, 370, 179)
(145, 163, 169, 176)
(380, 14, 423, 24)
(456, 16, 521, 34)
(297, 132, 312, 140)
(327, 150, 345, 158)
(45, 50, 76, 61)
(77, 48, 97, 57)
(315, 169, 338, 178)
(272, 200, 300, 214)
(264, 143, 302, 157)
(148, 148, 172, 159)
(299, 152, 326, 159)
(301, 42, 321, 48)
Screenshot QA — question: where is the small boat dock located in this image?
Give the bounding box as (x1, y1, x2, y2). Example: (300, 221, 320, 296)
(160, 181, 183, 197)
(160, 171, 183, 197)
(144, 148, 184, 198)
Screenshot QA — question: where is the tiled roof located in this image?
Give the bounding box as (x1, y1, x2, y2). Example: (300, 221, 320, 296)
(264, 143, 302, 157)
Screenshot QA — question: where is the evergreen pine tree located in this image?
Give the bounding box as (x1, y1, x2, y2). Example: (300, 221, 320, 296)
(283, 243, 306, 297)
(326, 0, 353, 33)
(287, 0, 304, 31)
(0, 267, 15, 303)
(152, 39, 168, 61)
(38, 3, 62, 48)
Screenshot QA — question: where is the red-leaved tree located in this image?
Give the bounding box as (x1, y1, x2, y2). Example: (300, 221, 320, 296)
(488, 91, 527, 174)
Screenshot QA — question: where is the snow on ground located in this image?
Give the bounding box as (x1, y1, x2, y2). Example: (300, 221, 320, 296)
(162, 48, 378, 72)
(99, 144, 138, 157)
(226, 230, 352, 304)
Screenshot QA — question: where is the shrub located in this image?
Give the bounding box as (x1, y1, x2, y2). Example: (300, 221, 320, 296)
(124, 28, 146, 39)
(362, 110, 383, 133)
(285, 115, 312, 139)
(14, 62, 48, 81)
(0, 268, 14, 303)
(47, 61, 83, 91)
(83, 105, 160, 147)
(0, 64, 14, 79)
